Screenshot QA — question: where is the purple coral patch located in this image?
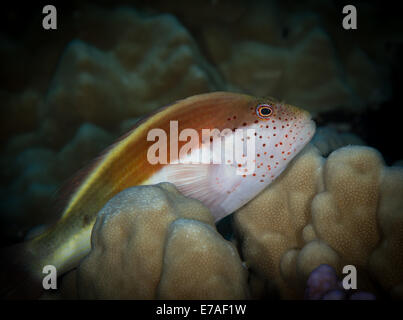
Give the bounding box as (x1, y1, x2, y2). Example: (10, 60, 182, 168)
(304, 264, 376, 300)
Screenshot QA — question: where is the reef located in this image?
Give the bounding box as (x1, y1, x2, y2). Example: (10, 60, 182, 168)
(304, 264, 376, 300)
(148, 0, 394, 113)
(1, 1, 400, 233)
(1, 1, 402, 300)
(44, 183, 250, 300)
(234, 144, 403, 299)
(40, 143, 403, 300)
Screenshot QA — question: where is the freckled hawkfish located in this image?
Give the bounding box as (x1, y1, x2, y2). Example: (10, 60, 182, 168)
(1, 92, 315, 298)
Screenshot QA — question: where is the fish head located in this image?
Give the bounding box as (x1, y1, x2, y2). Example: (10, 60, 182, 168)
(142, 92, 316, 221)
(209, 96, 316, 219)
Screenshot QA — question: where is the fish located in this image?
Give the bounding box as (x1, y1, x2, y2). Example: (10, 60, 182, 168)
(0, 91, 315, 298)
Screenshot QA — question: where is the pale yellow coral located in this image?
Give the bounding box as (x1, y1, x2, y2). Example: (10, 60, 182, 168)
(312, 147, 381, 267)
(234, 145, 324, 298)
(200, 4, 390, 114)
(369, 166, 403, 298)
(77, 182, 249, 299)
(234, 144, 403, 299)
(157, 219, 249, 299)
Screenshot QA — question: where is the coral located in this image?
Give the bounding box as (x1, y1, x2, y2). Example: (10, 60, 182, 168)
(0, 6, 223, 230)
(76, 182, 249, 299)
(234, 145, 324, 298)
(234, 144, 403, 299)
(196, 1, 393, 114)
(0, 1, 401, 300)
(311, 147, 381, 268)
(53, 123, 113, 181)
(368, 166, 403, 298)
(305, 264, 342, 300)
(305, 264, 375, 300)
(217, 29, 359, 113)
(1, 1, 400, 237)
(41, 15, 221, 142)
(311, 126, 365, 156)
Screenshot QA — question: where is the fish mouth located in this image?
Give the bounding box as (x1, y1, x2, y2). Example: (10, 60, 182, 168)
(294, 113, 316, 145)
(304, 118, 316, 143)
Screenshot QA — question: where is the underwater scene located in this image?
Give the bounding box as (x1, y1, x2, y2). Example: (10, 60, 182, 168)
(0, 0, 402, 301)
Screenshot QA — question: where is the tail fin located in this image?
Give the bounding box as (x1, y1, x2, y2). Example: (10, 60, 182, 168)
(0, 242, 44, 299)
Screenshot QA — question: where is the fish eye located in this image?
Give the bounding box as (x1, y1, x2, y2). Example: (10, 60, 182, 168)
(256, 104, 273, 119)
